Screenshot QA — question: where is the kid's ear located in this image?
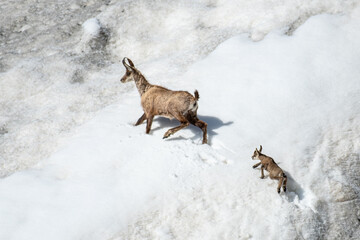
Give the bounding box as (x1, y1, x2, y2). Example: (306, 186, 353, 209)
(259, 145, 262, 152)
(255, 148, 259, 153)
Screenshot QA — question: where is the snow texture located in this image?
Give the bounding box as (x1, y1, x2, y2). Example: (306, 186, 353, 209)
(0, 0, 359, 240)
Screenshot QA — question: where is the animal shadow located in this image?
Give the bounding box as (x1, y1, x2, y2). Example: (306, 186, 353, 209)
(152, 115, 233, 144)
(283, 171, 305, 201)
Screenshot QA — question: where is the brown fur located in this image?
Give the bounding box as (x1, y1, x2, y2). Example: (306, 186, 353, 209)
(252, 145, 287, 193)
(120, 57, 207, 144)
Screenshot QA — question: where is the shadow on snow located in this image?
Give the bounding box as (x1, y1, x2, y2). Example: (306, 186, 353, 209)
(150, 115, 233, 144)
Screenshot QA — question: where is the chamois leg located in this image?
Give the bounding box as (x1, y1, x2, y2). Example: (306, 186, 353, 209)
(186, 114, 208, 144)
(260, 165, 265, 179)
(135, 113, 146, 126)
(282, 174, 287, 192)
(146, 115, 154, 134)
(277, 177, 284, 194)
(195, 120, 207, 144)
(270, 175, 285, 194)
(163, 114, 189, 139)
(253, 162, 262, 169)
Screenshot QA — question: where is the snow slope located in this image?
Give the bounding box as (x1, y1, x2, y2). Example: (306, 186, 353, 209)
(0, 0, 357, 177)
(0, 0, 359, 240)
(114, 9, 360, 240)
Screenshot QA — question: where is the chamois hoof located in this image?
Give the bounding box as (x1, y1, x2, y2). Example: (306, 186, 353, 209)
(260, 176, 264, 179)
(283, 187, 286, 192)
(202, 139, 207, 144)
(277, 188, 281, 194)
(163, 130, 173, 139)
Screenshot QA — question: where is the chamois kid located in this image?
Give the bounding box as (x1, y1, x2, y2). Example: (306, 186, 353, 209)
(252, 145, 287, 193)
(120, 57, 207, 144)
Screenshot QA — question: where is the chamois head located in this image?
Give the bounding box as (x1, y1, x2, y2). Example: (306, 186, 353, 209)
(121, 57, 136, 83)
(251, 145, 263, 160)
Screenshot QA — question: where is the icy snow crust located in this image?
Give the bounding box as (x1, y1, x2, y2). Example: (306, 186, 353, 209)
(0, 0, 359, 240)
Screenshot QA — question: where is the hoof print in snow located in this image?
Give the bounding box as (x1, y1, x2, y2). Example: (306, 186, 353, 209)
(198, 151, 226, 166)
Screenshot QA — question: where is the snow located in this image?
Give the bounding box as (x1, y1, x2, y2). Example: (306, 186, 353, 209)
(0, 0, 360, 239)
(0, 0, 356, 177)
(82, 18, 102, 37)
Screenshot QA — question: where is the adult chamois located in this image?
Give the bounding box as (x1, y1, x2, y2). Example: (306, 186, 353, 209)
(252, 145, 287, 193)
(120, 57, 207, 144)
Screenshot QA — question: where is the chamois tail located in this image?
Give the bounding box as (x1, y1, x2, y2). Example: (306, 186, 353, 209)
(194, 90, 200, 101)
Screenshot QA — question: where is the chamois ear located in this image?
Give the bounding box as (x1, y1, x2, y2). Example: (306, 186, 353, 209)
(259, 145, 262, 152)
(255, 148, 259, 153)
